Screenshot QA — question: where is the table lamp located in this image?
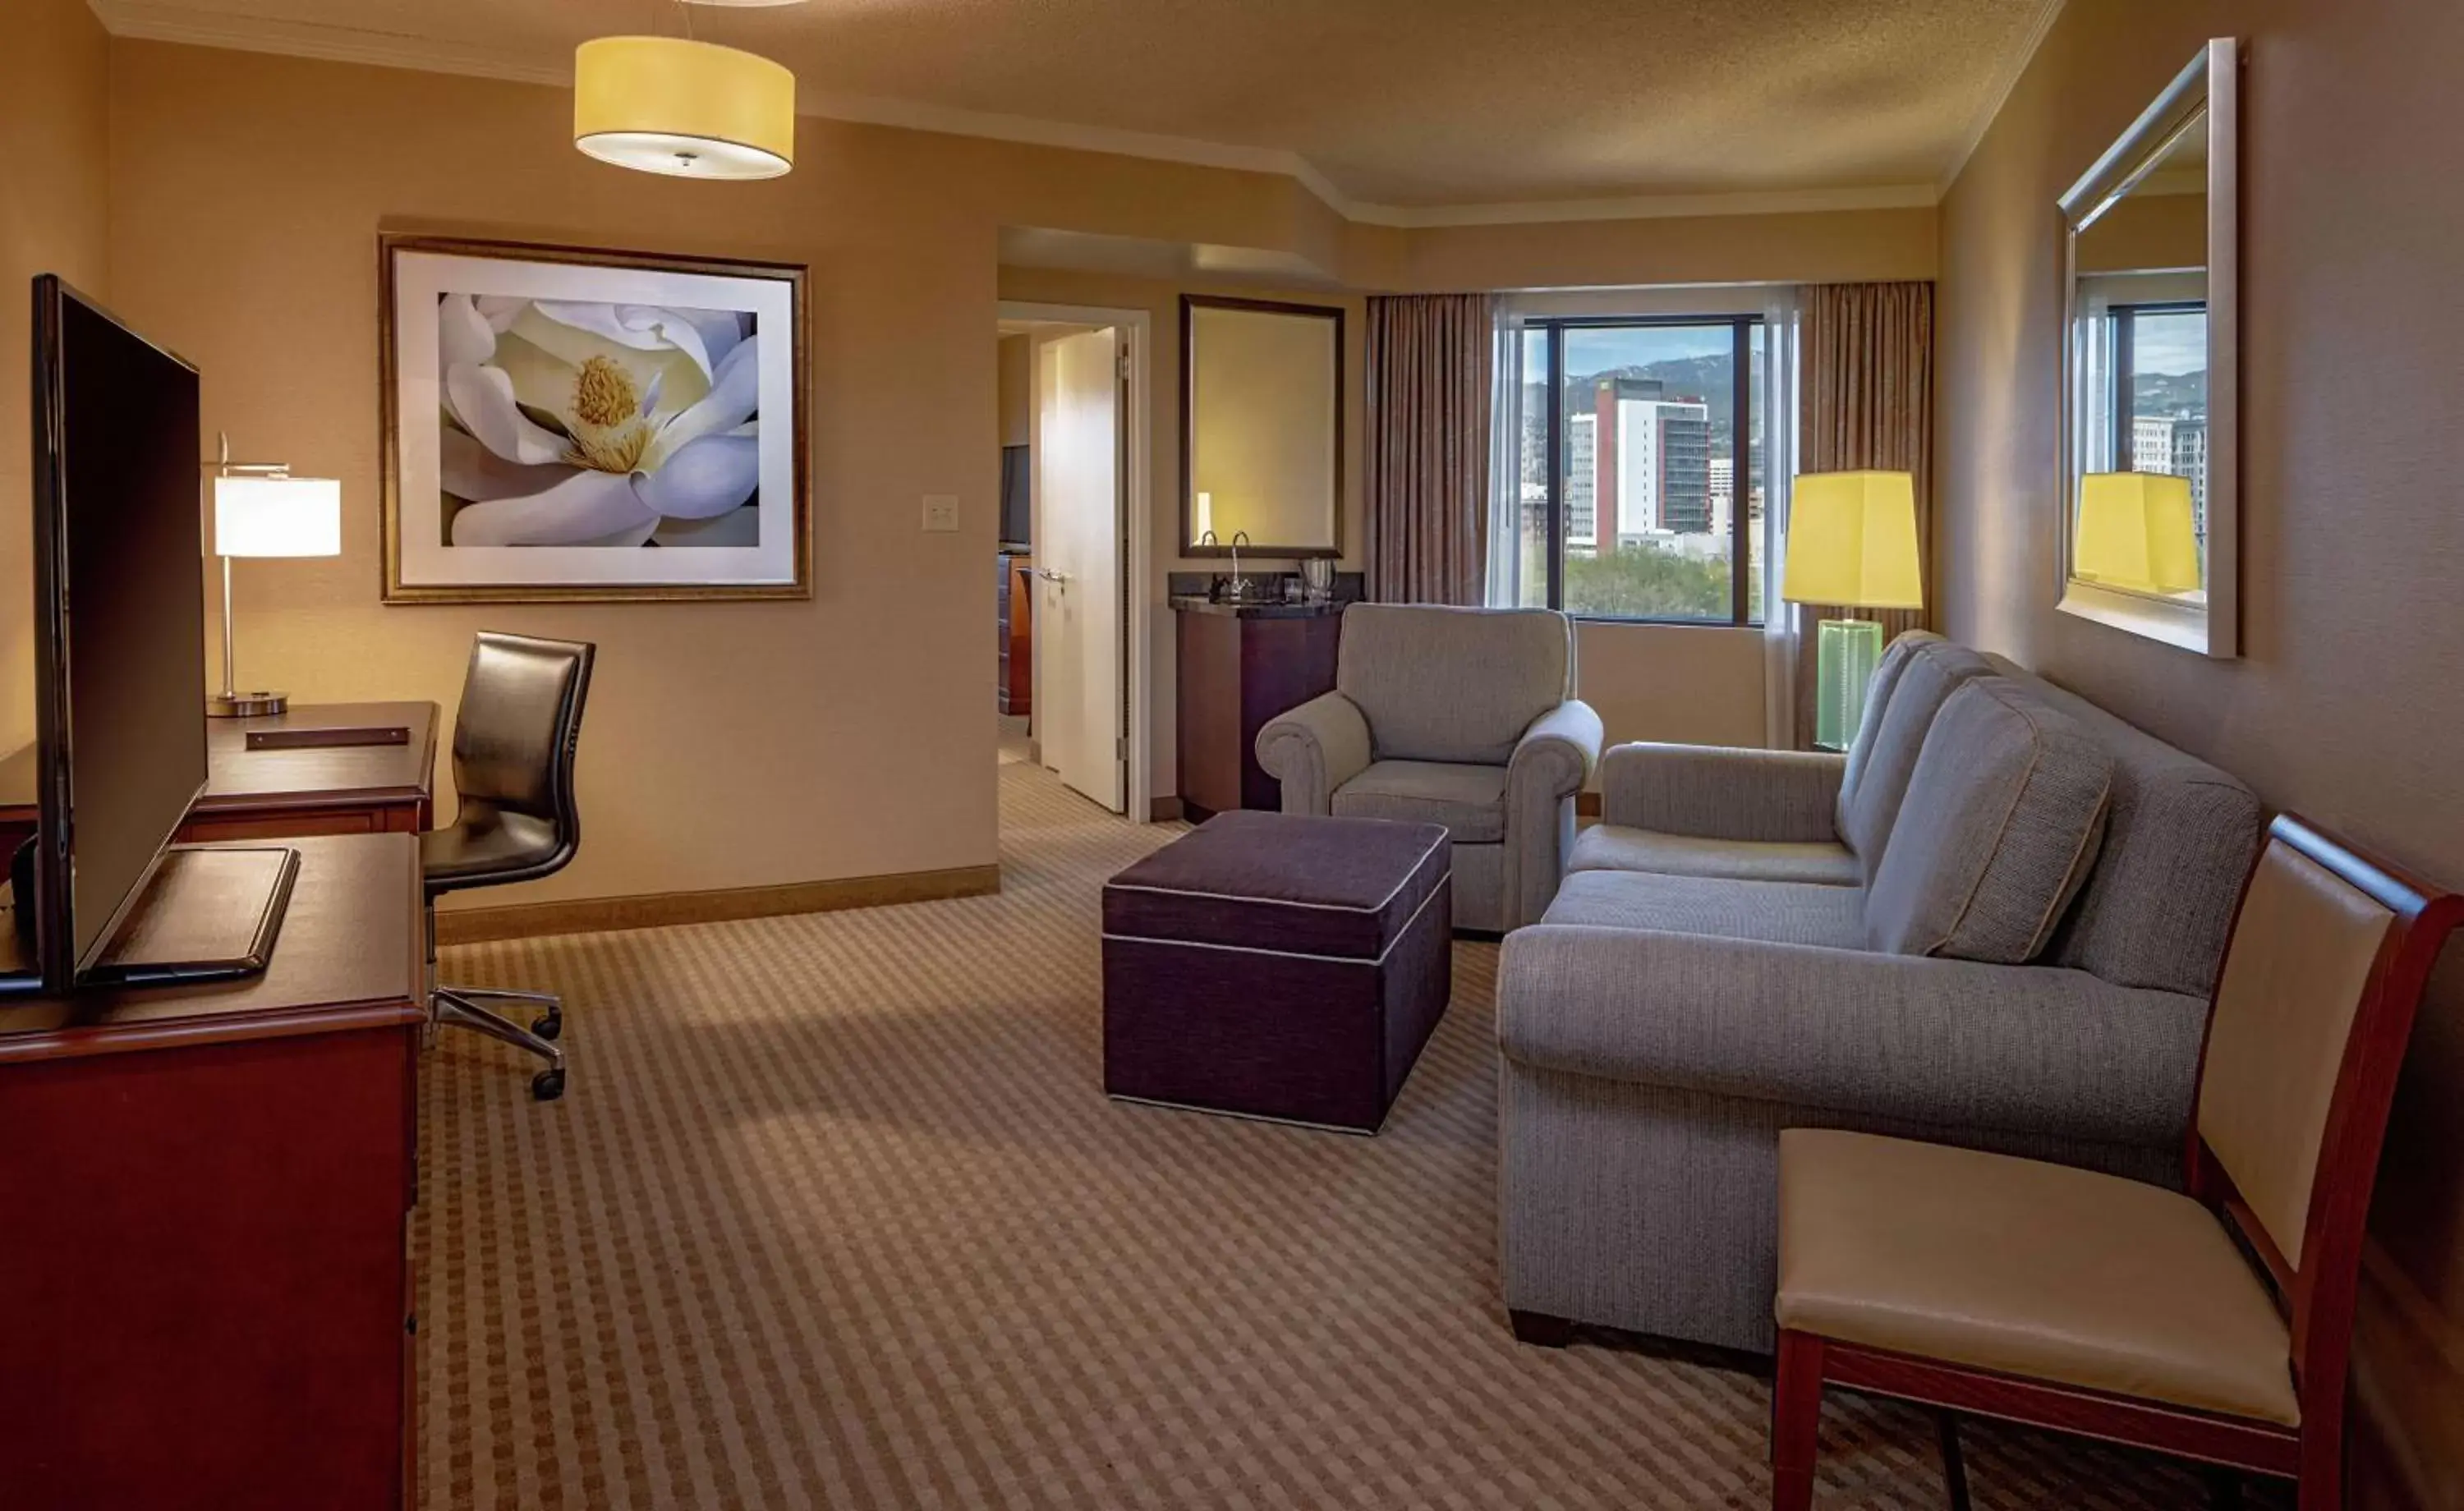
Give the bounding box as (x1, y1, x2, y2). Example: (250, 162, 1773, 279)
(2075, 471, 2200, 595)
(208, 433, 342, 718)
(1783, 470, 1924, 751)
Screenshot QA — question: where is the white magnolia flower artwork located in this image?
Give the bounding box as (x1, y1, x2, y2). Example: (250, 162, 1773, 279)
(384, 238, 807, 603)
(438, 295, 763, 549)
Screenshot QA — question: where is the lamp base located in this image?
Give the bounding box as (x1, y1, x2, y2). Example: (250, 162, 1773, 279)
(207, 691, 287, 719)
(1814, 619, 1885, 752)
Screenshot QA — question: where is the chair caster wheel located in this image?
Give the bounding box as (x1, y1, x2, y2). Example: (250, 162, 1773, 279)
(533, 1011, 562, 1040)
(531, 1068, 566, 1101)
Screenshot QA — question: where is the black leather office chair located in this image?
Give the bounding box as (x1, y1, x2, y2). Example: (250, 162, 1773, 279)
(427, 631, 595, 1101)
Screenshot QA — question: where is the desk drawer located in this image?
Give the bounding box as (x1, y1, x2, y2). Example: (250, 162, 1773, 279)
(182, 807, 381, 843)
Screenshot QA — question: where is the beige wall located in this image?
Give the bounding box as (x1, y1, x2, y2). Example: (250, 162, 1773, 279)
(1575, 622, 1767, 755)
(1934, 3, 2464, 1502)
(72, 35, 1939, 913)
(1381, 205, 1938, 294)
(0, 0, 112, 756)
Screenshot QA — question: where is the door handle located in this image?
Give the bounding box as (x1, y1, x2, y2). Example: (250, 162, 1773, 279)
(1034, 568, 1069, 586)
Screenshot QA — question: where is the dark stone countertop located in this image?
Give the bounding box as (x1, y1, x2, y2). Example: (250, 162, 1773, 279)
(1168, 595, 1347, 618)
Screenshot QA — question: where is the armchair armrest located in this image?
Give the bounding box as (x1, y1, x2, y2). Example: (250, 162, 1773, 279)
(1597, 742, 1845, 843)
(1496, 926, 2204, 1150)
(1255, 691, 1372, 815)
(1510, 699, 1604, 801)
(1500, 700, 1604, 927)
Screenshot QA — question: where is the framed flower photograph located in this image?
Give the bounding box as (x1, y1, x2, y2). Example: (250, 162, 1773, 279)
(380, 235, 809, 601)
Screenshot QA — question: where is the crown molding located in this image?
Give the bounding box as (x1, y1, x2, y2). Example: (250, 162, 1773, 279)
(1938, 0, 2067, 194)
(90, 0, 1947, 229)
(1350, 182, 1939, 229)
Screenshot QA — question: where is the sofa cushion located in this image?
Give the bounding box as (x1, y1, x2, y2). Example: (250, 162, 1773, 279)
(1336, 604, 1569, 765)
(1864, 680, 2114, 964)
(1984, 657, 2264, 998)
(1334, 760, 1508, 843)
(1838, 640, 1998, 882)
(1834, 629, 1941, 836)
(1567, 824, 1862, 887)
(1541, 870, 1867, 949)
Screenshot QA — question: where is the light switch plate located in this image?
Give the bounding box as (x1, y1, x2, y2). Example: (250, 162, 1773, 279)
(922, 494, 960, 533)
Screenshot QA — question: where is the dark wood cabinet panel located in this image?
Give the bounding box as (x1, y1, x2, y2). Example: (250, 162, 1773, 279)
(1175, 609, 1342, 820)
(997, 553, 1033, 717)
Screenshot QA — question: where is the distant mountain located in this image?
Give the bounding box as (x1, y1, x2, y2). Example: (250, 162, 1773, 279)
(2133, 370, 2207, 418)
(1523, 354, 1749, 445)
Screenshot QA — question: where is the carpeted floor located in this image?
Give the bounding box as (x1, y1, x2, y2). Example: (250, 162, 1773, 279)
(416, 748, 2227, 1509)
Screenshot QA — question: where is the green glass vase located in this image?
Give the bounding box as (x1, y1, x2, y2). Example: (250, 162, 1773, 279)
(1815, 618, 1885, 752)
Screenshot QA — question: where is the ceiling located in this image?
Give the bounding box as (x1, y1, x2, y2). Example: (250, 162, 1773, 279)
(92, 0, 2058, 216)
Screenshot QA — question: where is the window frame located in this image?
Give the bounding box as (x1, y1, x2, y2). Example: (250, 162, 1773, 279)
(1521, 312, 1763, 627)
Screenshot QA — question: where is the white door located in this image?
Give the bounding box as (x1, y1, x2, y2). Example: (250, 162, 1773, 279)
(1034, 328, 1124, 812)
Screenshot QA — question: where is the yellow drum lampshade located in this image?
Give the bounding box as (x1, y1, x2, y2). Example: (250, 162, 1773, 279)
(2076, 471, 2200, 594)
(1781, 470, 1924, 609)
(574, 37, 796, 180)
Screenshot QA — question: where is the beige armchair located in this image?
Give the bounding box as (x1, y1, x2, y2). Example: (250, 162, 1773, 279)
(1256, 604, 1600, 931)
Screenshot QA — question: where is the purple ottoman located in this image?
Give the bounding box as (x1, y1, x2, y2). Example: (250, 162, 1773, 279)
(1102, 811, 1453, 1132)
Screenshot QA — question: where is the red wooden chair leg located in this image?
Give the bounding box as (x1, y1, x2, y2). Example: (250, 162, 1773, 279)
(1772, 1331, 1826, 1511)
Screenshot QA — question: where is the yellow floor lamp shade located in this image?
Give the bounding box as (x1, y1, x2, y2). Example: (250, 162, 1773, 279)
(1783, 471, 1924, 751)
(575, 37, 796, 180)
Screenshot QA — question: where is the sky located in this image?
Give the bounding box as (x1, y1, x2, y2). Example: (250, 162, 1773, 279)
(2131, 310, 2207, 377)
(1529, 324, 1738, 379)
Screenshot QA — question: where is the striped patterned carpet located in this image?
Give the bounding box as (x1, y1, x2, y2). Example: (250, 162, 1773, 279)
(416, 747, 2230, 1509)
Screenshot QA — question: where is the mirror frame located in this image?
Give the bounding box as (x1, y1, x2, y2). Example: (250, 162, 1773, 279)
(2057, 37, 2239, 657)
(1179, 294, 1345, 559)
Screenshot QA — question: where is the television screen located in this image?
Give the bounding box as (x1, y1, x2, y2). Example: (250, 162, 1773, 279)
(30, 277, 209, 989)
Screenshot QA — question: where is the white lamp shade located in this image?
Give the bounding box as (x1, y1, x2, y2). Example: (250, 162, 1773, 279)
(214, 474, 342, 558)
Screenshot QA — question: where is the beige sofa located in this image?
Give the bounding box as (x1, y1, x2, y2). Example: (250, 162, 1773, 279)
(1255, 604, 1602, 932)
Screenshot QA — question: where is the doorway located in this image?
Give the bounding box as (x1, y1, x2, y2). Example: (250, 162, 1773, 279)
(994, 303, 1152, 823)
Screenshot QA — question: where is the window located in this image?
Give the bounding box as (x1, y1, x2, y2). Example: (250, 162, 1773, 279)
(1509, 315, 1765, 624)
(2102, 300, 2210, 553)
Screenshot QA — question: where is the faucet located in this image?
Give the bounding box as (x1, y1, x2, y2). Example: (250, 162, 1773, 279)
(1198, 529, 1257, 601)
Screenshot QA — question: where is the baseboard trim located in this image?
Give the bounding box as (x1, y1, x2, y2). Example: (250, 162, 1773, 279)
(1148, 796, 1186, 823)
(434, 864, 1003, 944)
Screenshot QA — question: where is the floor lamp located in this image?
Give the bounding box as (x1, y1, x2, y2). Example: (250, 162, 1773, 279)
(1783, 470, 1923, 751)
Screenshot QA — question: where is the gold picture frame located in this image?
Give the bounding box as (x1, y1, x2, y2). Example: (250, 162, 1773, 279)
(379, 233, 811, 603)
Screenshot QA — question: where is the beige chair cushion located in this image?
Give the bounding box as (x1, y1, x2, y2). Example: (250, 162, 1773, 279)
(1864, 679, 2113, 964)
(2199, 841, 2394, 1268)
(1567, 824, 1861, 887)
(1777, 1129, 2297, 1426)
(1332, 760, 1508, 843)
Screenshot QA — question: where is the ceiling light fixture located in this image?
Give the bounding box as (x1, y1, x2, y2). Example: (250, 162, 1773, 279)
(574, 34, 797, 180)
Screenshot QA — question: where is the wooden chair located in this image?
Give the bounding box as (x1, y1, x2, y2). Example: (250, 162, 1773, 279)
(1768, 814, 2462, 1509)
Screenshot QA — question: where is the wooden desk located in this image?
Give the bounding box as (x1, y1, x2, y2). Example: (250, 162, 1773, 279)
(0, 700, 438, 857)
(0, 834, 425, 1509)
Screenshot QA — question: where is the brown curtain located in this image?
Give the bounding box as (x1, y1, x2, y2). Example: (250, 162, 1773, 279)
(1365, 293, 1496, 604)
(1793, 282, 1936, 749)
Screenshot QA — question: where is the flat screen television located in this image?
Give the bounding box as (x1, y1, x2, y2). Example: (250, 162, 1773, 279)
(23, 276, 212, 992)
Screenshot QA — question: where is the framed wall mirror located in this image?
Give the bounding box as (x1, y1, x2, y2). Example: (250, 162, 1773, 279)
(2058, 38, 2239, 656)
(1181, 295, 1343, 558)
